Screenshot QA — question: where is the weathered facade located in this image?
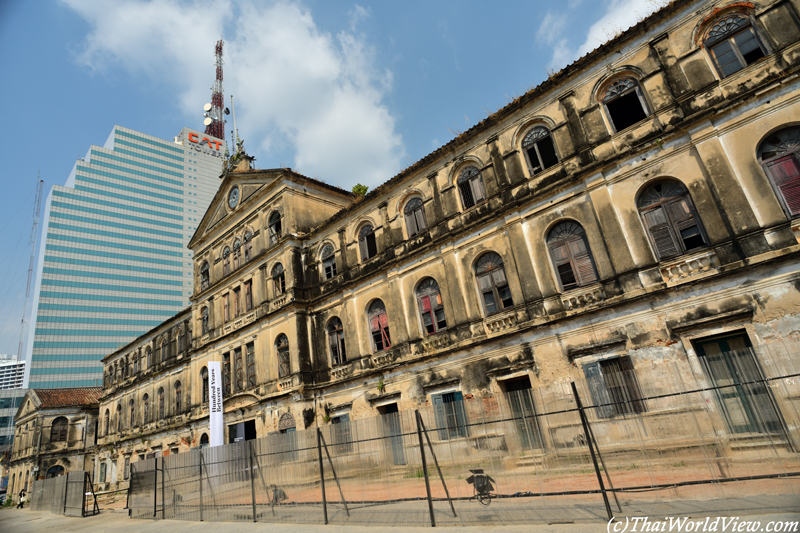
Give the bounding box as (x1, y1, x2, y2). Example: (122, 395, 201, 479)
(94, 0, 800, 490)
(7, 388, 100, 495)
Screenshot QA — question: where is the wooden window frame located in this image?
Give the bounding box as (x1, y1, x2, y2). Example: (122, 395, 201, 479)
(328, 318, 347, 367)
(272, 264, 286, 297)
(416, 278, 447, 335)
(547, 221, 599, 292)
(368, 300, 392, 352)
(404, 197, 428, 237)
(243, 231, 253, 262)
(457, 166, 487, 210)
(704, 15, 767, 79)
(321, 245, 337, 279)
(432, 391, 468, 440)
(174, 381, 182, 413)
(522, 126, 560, 176)
(234, 347, 244, 392)
(201, 367, 209, 404)
(244, 280, 253, 311)
(600, 78, 650, 134)
(222, 246, 231, 276)
(277, 335, 291, 378)
(246, 342, 256, 388)
(223, 353, 232, 397)
(474, 252, 514, 316)
(201, 307, 209, 335)
(582, 356, 646, 418)
(158, 388, 165, 419)
(269, 212, 283, 245)
(638, 182, 708, 261)
(50, 417, 68, 443)
(232, 239, 242, 270)
(358, 224, 378, 261)
(758, 127, 800, 219)
(200, 261, 210, 290)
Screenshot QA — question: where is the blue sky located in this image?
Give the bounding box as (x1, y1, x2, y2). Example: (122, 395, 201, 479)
(0, 0, 665, 356)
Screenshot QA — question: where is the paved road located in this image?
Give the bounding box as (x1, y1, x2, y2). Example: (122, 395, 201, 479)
(2, 506, 800, 533)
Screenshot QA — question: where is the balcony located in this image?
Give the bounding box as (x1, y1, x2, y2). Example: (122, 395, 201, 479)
(331, 365, 351, 381)
(421, 332, 450, 352)
(561, 285, 606, 310)
(660, 250, 719, 285)
(371, 350, 395, 367)
(484, 309, 517, 336)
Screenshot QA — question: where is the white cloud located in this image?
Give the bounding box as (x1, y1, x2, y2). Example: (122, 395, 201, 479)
(62, 0, 405, 188)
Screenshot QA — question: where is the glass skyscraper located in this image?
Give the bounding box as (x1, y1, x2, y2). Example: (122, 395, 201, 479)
(24, 126, 225, 388)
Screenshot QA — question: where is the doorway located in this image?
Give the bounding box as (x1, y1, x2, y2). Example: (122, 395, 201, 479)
(378, 404, 405, 465)
(502, 377, 542, 449)
(694, 332, 783, 435)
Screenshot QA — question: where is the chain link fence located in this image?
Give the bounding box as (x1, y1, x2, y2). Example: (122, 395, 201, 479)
(128, 343, 800, 526)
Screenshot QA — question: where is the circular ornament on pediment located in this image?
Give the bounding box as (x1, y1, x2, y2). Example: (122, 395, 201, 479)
(278, 412, 295, 430)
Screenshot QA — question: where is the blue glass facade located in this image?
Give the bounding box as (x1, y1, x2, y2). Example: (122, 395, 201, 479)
(25, 126, 224, 388)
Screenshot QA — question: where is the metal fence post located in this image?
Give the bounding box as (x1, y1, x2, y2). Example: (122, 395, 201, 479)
(317, 428, 328, 525)
(153, 457, 158, 519)
(198, 451, 204, 522)
(161, 456, 165, 520)
(248, 441, 257, 522)
(415, 410, 436, 527)
(570, 382, 612, 520)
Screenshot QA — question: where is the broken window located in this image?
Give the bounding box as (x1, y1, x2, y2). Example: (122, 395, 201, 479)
(222, 246, 231, 276)
(201, 366, 209, 404)
(201, 306, 209, 335)
(272, 263, 286, 296)
(368, 299, 392, 352)
(582, 356, 646, 418)
(358, 224, 378, 261)
(547, 221, 598, 291)
(416, 277, 447, 335)
(232, 239, 242, 270)
(243, 230, 253, 262)
(705, 14, 766, 78)
(328, 317, 347, 367)
(432, 391, 468, 440)
(404, 197, 428, 237)
(50, 417, 68, 443)
(277, 334, 291, 378)
(758, 126, 800, 219)
(638, 180, 707, 260)
(246, 342, 256, 388)
(457, 166, 487, 209)
(321, 244, 337, 279)
(601, 77, 649, 133)
(269, 211, 283, 245)
(522, 126, 559, 175)
(475, 252, 513, 315)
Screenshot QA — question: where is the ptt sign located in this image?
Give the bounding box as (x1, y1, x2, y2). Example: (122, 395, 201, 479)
(188, 132, 224, 158)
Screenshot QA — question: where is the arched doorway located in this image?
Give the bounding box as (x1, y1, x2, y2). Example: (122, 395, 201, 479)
(46, 465, 65, 478)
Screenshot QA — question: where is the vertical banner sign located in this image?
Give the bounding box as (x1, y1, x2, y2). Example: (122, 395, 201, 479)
(208, 361, 224, 447)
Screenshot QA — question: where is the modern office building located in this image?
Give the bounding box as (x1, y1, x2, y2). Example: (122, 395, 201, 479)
(24, 126, 226, 389)
(0, 355, 25, 390)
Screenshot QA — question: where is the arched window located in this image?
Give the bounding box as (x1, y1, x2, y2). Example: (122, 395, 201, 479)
(201, 307, 209, 335)
(232, 239, 242, 270)
(475, 252, 514, 315)
(116, 404, 122, 433)
(200, 261, 210, 290)
(161, 338, 169, 361)
(174, 381, 182, 413)
(327, 318, 347, 367)
(201, 367, 209, 404)
(244, 230, 253, 262)
(321, 244, 337, 279)
(638, 181, 706, 260)
(547, 221, 598, 291)
(46, 465, 64, 479)
(200, 433, 209, 448)
(154, 340, 162, 366)
(142, 394, 149, 423)
(368, 300, 391, 352)
(404, 198, 427, 237)
(358, 224, 377, 261)
(276, 334, 291, 378)
(457, 166, 486, 209)
(177, 327, 186, 353)
(222, 246, 231, 276)
(758, 126, 800, 218)
(158, 388, 165, 419)
(272, 263, 286, 296)
(523, 126, 559, 175)
(234, 347, 244, 392)
(705, 14, 766, 78)
(416, 278, 447, 335)
(601, 77, 649, 133)
(103, 409, 109, 436)
(51, 417, 68, 443)
(269, 212, 283, 245)
(129, 399, 135, 427)
(146, 347, 152, 369)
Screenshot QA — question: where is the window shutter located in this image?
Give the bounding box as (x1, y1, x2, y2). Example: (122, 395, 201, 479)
(477, 273, 493, 291)
(767, 156, 800, 216)
(568, 239, 597, 285)
(328, 332, 339, 363)
(419, 296, 431, 314)
(369, 316, 380, 332)
(471, 178, 486, 202)
(491, 268, 507, 286)
(582, 362, 615, 419)
(432, 395, 447, 440)
(643, 207, 681, 259)
(359, 236, 369, 260)
(379, 313, 391, 348)
(550, 242, 577, 289)
(415, 208, 427, 231)
(453, 391, 468, 438)
(407, 212, 418, 236)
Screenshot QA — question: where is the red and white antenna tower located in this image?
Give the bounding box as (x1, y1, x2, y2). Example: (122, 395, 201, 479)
(203, 40, 226, 140)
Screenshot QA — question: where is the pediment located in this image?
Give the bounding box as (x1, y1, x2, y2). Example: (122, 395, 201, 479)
(189, 170, 285, 249)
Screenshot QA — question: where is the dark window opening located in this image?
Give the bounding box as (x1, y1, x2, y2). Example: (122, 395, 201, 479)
(368, 300, 391, 352)
(706, 15, 766, 78)
(457, 166, 486, 209)
(358, 224, 378, 261)
(404, 197, 428, 237)
(277, 334, 291, 378)
(523, 127, 559, 175)
(416, 277, 447, 335)
(269, 212, 283, 245)
(475, 252, 513, 315)
(602, 78, 649, 133)
(328, 318, 347, 367)
(432, 391, 468, 440)
(321, 244, 337, 279)
(547, 221, 598, 291)
(228, 419, 257, 443)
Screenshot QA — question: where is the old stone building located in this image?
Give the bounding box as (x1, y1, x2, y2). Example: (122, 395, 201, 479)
(7, 388, 100, 495)
(94, 0, 800, 489)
